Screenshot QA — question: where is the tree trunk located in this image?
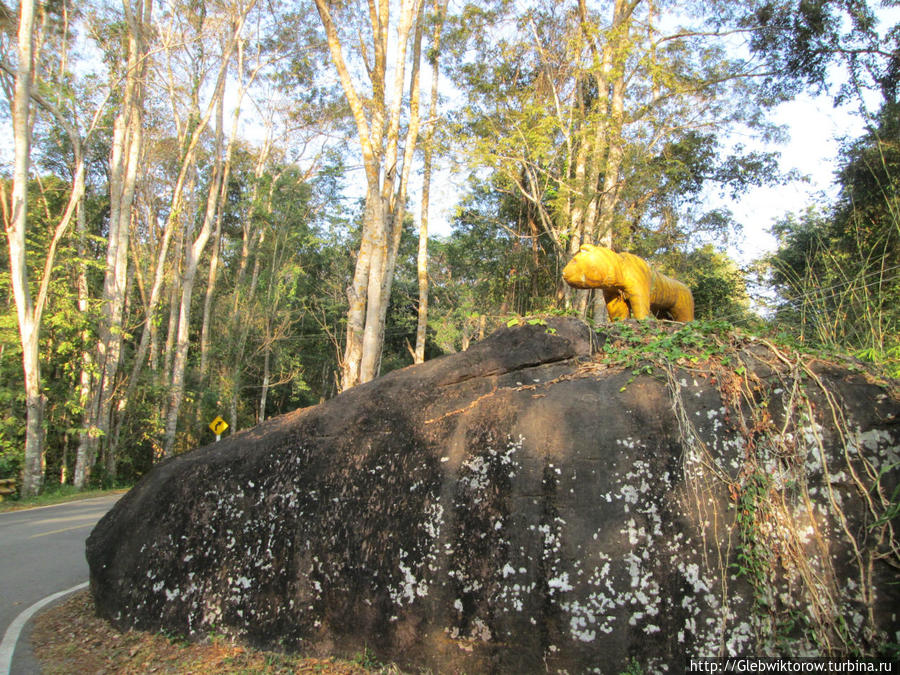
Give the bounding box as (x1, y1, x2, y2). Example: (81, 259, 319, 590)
(74, 195, 94, 484)
(85, 102, 139, 480)
(224, 132, 273, 427)
(119, 206, 175, 403)
(162, 16, 259, 454)
(259, 336, 270, 424)
(74, 0, 151, 487)
(413, 80, 436, 361)
(200, 49, 247, 381)
(6, 0, 41, 496)
(162, 241, 179, 373)
(358, 203, 391, 383)
(314, 0, 424, 389)
(153, 3, 253, 453)
(163, 91, 227, 457)
(228, 221, 266, 433)
(199, 197, 223, 380)
(414, 0, 446, 364)
(373, 6, 425, 376)
(341, 195, 376, 389)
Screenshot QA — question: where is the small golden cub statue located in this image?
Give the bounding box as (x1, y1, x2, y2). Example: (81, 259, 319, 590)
(563, 244, 694, 322)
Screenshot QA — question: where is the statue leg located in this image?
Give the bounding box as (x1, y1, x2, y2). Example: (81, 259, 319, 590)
(604, 290, 630, 321)
(670, 289, 695, 322)
(628, 293, 651, 320)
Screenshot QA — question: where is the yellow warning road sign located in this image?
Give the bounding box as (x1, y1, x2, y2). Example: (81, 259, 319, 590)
(209, 415, 229, 435)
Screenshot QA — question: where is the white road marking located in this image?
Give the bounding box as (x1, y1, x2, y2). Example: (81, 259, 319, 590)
(0, 581, 89, 673)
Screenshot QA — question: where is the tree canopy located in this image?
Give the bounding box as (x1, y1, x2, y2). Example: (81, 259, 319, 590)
(1, 0, 897, 494)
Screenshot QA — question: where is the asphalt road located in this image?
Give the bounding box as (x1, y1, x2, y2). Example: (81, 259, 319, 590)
(0, 493, 122, 673)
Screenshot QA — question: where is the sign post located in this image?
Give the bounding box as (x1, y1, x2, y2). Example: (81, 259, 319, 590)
(208, 415, 229, 441)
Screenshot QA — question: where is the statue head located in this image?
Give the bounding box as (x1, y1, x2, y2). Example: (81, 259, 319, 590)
(562, 244, 620, 289)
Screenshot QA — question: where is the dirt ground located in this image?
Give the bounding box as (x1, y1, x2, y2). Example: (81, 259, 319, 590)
(31, 591, 393, 674)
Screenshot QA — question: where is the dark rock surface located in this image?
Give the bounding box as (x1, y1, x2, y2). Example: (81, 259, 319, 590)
(87, 319, 900, 672)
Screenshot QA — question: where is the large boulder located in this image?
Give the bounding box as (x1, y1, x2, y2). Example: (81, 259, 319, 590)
(87, 318, 900, 672)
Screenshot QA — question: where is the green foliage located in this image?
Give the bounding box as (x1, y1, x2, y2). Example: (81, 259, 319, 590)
(619, 657, 645, 675)
(449, 0, 784, 278)
(159, 628, 191, 648)
(352, 645, 381, 670)
(766, 100, 899, 369)
(732, 472, 776, 612)
(0, 175, 107, 484)
(658, 245, 753, 323)
(0, 312, 25, 479)
(870, 463, 900, 531)
(744, 0, 897, 102)
(599, 320, 737, 377)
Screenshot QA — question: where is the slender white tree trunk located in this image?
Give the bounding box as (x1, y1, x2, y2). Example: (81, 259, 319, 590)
(259, 335, 270, 423)
(200, 60, 246, 380)
(74, 0, 151, 487)
(414, 0, 446, 363)
(315, 0, 424, 389)
(341, 195, 376, 389)
(5, 0, 42, 496)
(160, 5, 254, 455)
(199, 207, 222, 380)
(225, 148, 268, 433)
(163, 96, 226, 457)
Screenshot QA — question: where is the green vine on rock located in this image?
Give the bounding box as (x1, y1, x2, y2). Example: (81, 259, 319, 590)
(732, 471, 777, 614)
(597, 320, 741, 390)
(656, 324, 899, 657)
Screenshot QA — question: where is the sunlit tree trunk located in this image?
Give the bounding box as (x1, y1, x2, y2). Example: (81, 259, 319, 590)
(369, 1, 424, 377)
(75, 194, 93, 477)
(200, 40, 251, 381)
(225, 140, 271, 433)
(199, 202, 223, 380)
(163, 88, 227, 457)
(3, 0, 94, 494)
(578, 0, 634, 323)
(4, 0, 40, 496)
(259, 326, 271, 423)
(414, 0, 446, 364)
(74, 0, 151, 488)
(161, 4, 257, 455)
(314, 0, 424, 389)
(162, 242, 182, 382)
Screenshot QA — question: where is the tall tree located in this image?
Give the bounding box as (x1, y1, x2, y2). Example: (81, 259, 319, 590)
(4, 0, 40, 495)
(768, 100, 899, 356)
(313, 0, 425, 389)
(413, 0, 447, 364)
(74, 0, 152, 488)
(1, 0, 99, 494)
(162, 0, 257, 457)
(451, 0, 781, 320)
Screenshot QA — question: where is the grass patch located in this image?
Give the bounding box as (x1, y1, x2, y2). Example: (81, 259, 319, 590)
(0, 486, 129, 513)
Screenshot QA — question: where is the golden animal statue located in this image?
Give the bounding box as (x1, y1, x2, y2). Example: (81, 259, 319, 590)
(563, 244, 695, 322)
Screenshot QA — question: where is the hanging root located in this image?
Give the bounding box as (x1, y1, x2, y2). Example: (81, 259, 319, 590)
(652, 325, 899, 658)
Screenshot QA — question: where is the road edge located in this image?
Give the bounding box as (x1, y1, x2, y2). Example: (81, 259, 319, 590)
(0, 581, 89, 673)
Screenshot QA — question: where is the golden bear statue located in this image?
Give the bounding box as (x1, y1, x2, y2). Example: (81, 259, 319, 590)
(563, 244, 694, 321)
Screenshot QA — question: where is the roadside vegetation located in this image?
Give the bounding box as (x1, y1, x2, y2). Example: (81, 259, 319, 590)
(0, 486, 126, 513)
(33, 591, 397, 674)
